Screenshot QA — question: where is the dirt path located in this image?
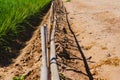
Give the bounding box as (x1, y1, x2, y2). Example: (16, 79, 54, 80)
(62, 0, 120, 80)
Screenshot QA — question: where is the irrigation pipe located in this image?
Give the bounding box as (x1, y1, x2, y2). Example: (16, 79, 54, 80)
(50, 17, 60, 80)
(40, 24, 48, 80)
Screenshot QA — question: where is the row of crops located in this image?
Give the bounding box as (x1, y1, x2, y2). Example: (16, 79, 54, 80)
(0, 0, 50, 53)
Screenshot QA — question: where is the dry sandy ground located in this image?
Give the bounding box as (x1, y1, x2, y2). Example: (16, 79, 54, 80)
(62, 0, 120, 80)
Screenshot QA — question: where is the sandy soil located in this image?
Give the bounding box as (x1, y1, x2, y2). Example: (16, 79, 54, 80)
(62, 0, 120, 80)
(0, 0, 120, 80)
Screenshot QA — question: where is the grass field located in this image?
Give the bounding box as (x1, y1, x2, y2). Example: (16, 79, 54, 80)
(0, 0, 50, 52)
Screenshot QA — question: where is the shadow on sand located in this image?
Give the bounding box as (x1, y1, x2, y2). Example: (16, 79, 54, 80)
(65, 8, 94, 80)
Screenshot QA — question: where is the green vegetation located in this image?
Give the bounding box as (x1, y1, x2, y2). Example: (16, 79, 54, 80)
(0, 0, 50, 52)
(59, 73, 67, 80)
(13, 74, 26, 80)
(66, 0, 71, 2)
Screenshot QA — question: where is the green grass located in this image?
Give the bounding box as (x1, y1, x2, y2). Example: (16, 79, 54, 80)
(13, 74, 26, 80)
(0, 0, 50, 52)
(66, 0, 71, 2)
